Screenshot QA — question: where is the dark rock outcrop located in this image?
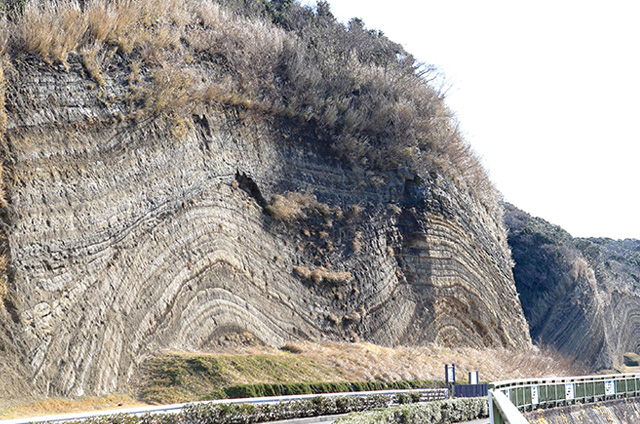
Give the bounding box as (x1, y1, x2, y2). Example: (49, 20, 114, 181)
(0, 54, 530, 398)
(505, 203, 640, 369)
(526, 398, 640, 424)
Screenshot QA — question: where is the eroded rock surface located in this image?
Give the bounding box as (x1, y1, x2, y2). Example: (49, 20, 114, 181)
(525, 398, 640, 424)
(0, 56, 530, 398)
(505, 203, 640, 369)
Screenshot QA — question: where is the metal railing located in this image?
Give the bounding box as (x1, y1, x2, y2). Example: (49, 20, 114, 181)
(489, 372, 640, 424)
(0, 388, 449, 424)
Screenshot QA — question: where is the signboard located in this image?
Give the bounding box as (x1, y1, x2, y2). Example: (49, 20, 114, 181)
(445, 364, 456, 384)
(565, 383, 575, 400)
(605, 380, 616, 395)
(531, 385, 539, 405)
(504, 388, 511, 401)
(469, 371, 479, 385)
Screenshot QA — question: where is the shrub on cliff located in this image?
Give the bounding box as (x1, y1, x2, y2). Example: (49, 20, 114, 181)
(0, 0, 498, 215)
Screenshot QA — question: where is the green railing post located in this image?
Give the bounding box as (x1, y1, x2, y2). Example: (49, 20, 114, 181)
(489, 371, 640, 422)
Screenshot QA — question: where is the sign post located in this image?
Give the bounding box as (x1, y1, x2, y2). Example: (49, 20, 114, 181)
(445, 364, 456, 398)
(565, 383, 575, 401)
(531, 384, 539, 405)
(605, 380, 616, 396)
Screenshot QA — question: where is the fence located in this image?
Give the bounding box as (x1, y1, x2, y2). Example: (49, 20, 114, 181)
(489, 372, 640, 424)
(455, 384, 488, 398)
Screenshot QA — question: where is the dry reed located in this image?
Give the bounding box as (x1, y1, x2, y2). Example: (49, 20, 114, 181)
(1, 0, 498, 218)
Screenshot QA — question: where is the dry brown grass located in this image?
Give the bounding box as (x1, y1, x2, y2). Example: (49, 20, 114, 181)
(293, 266, 353, 285)
(0, 252, 8, 302)
(17, 0, 87, 66)
(80, 42, 108, 86)
(2, 0, 499, 218)
(0, 394, 144, 420)
(0, 341, 588, 417)
(163, 341, 588, 387)
(287, 342, 589, 384)
(266, 191, 324, 221)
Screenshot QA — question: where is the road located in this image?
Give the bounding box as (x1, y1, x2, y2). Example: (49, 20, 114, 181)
(0, 388, 447, 424)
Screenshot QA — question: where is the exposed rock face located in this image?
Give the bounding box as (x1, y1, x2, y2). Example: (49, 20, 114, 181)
(504, 203, 640, 369)
(0, 55, 530, 398)
(525, 399, 640, 424)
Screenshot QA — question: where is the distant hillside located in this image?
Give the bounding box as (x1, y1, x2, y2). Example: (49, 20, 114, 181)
(0, 0, 530, 399)
(504, 203, 640, 369)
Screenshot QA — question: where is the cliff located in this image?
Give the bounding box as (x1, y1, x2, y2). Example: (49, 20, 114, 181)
(0, 0, 530, 399)
(526, 398, 640, 424)
(505, 203, 640, 369)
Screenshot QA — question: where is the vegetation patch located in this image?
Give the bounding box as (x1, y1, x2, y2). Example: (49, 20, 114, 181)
(0, 395, 144, 420)
(335, 397, 489, 424)
(60, 394, 427, 424)
(137, 351, 346, 404)
(215, 380, 439, 400)
(293, 266, 352, 285)
(0, 0, 499, 215)
(265, 191, 327, 221)
(624, 352, 640, 367)
(137, 350, 440, 405)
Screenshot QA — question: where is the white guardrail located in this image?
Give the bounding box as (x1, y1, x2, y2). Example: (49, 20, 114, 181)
(489, 372, 640, 424)
(0, 388, 448, 424)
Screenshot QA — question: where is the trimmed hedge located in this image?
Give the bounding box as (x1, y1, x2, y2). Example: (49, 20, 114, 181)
(207, 380, 442, 400)
(334, 397, 490, 424)
(67, 393, 425, 424)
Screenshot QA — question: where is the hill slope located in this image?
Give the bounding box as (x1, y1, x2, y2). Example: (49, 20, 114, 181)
(504, 203, 640, 369)
(0, 0, 529, 398)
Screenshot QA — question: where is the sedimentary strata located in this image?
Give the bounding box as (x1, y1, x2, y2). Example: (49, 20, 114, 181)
(0, 54, 530, 397)
(505, 203, 640, 369)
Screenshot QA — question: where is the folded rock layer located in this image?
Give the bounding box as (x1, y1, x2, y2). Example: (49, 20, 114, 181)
(0, 56, 530, 397)
(505, 203, 640, 369)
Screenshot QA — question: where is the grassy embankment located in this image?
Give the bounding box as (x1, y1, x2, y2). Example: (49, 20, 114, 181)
(1, 341, 588, 418)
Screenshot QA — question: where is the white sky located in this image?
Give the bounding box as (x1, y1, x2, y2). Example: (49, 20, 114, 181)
(300, 0, 640, 240)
